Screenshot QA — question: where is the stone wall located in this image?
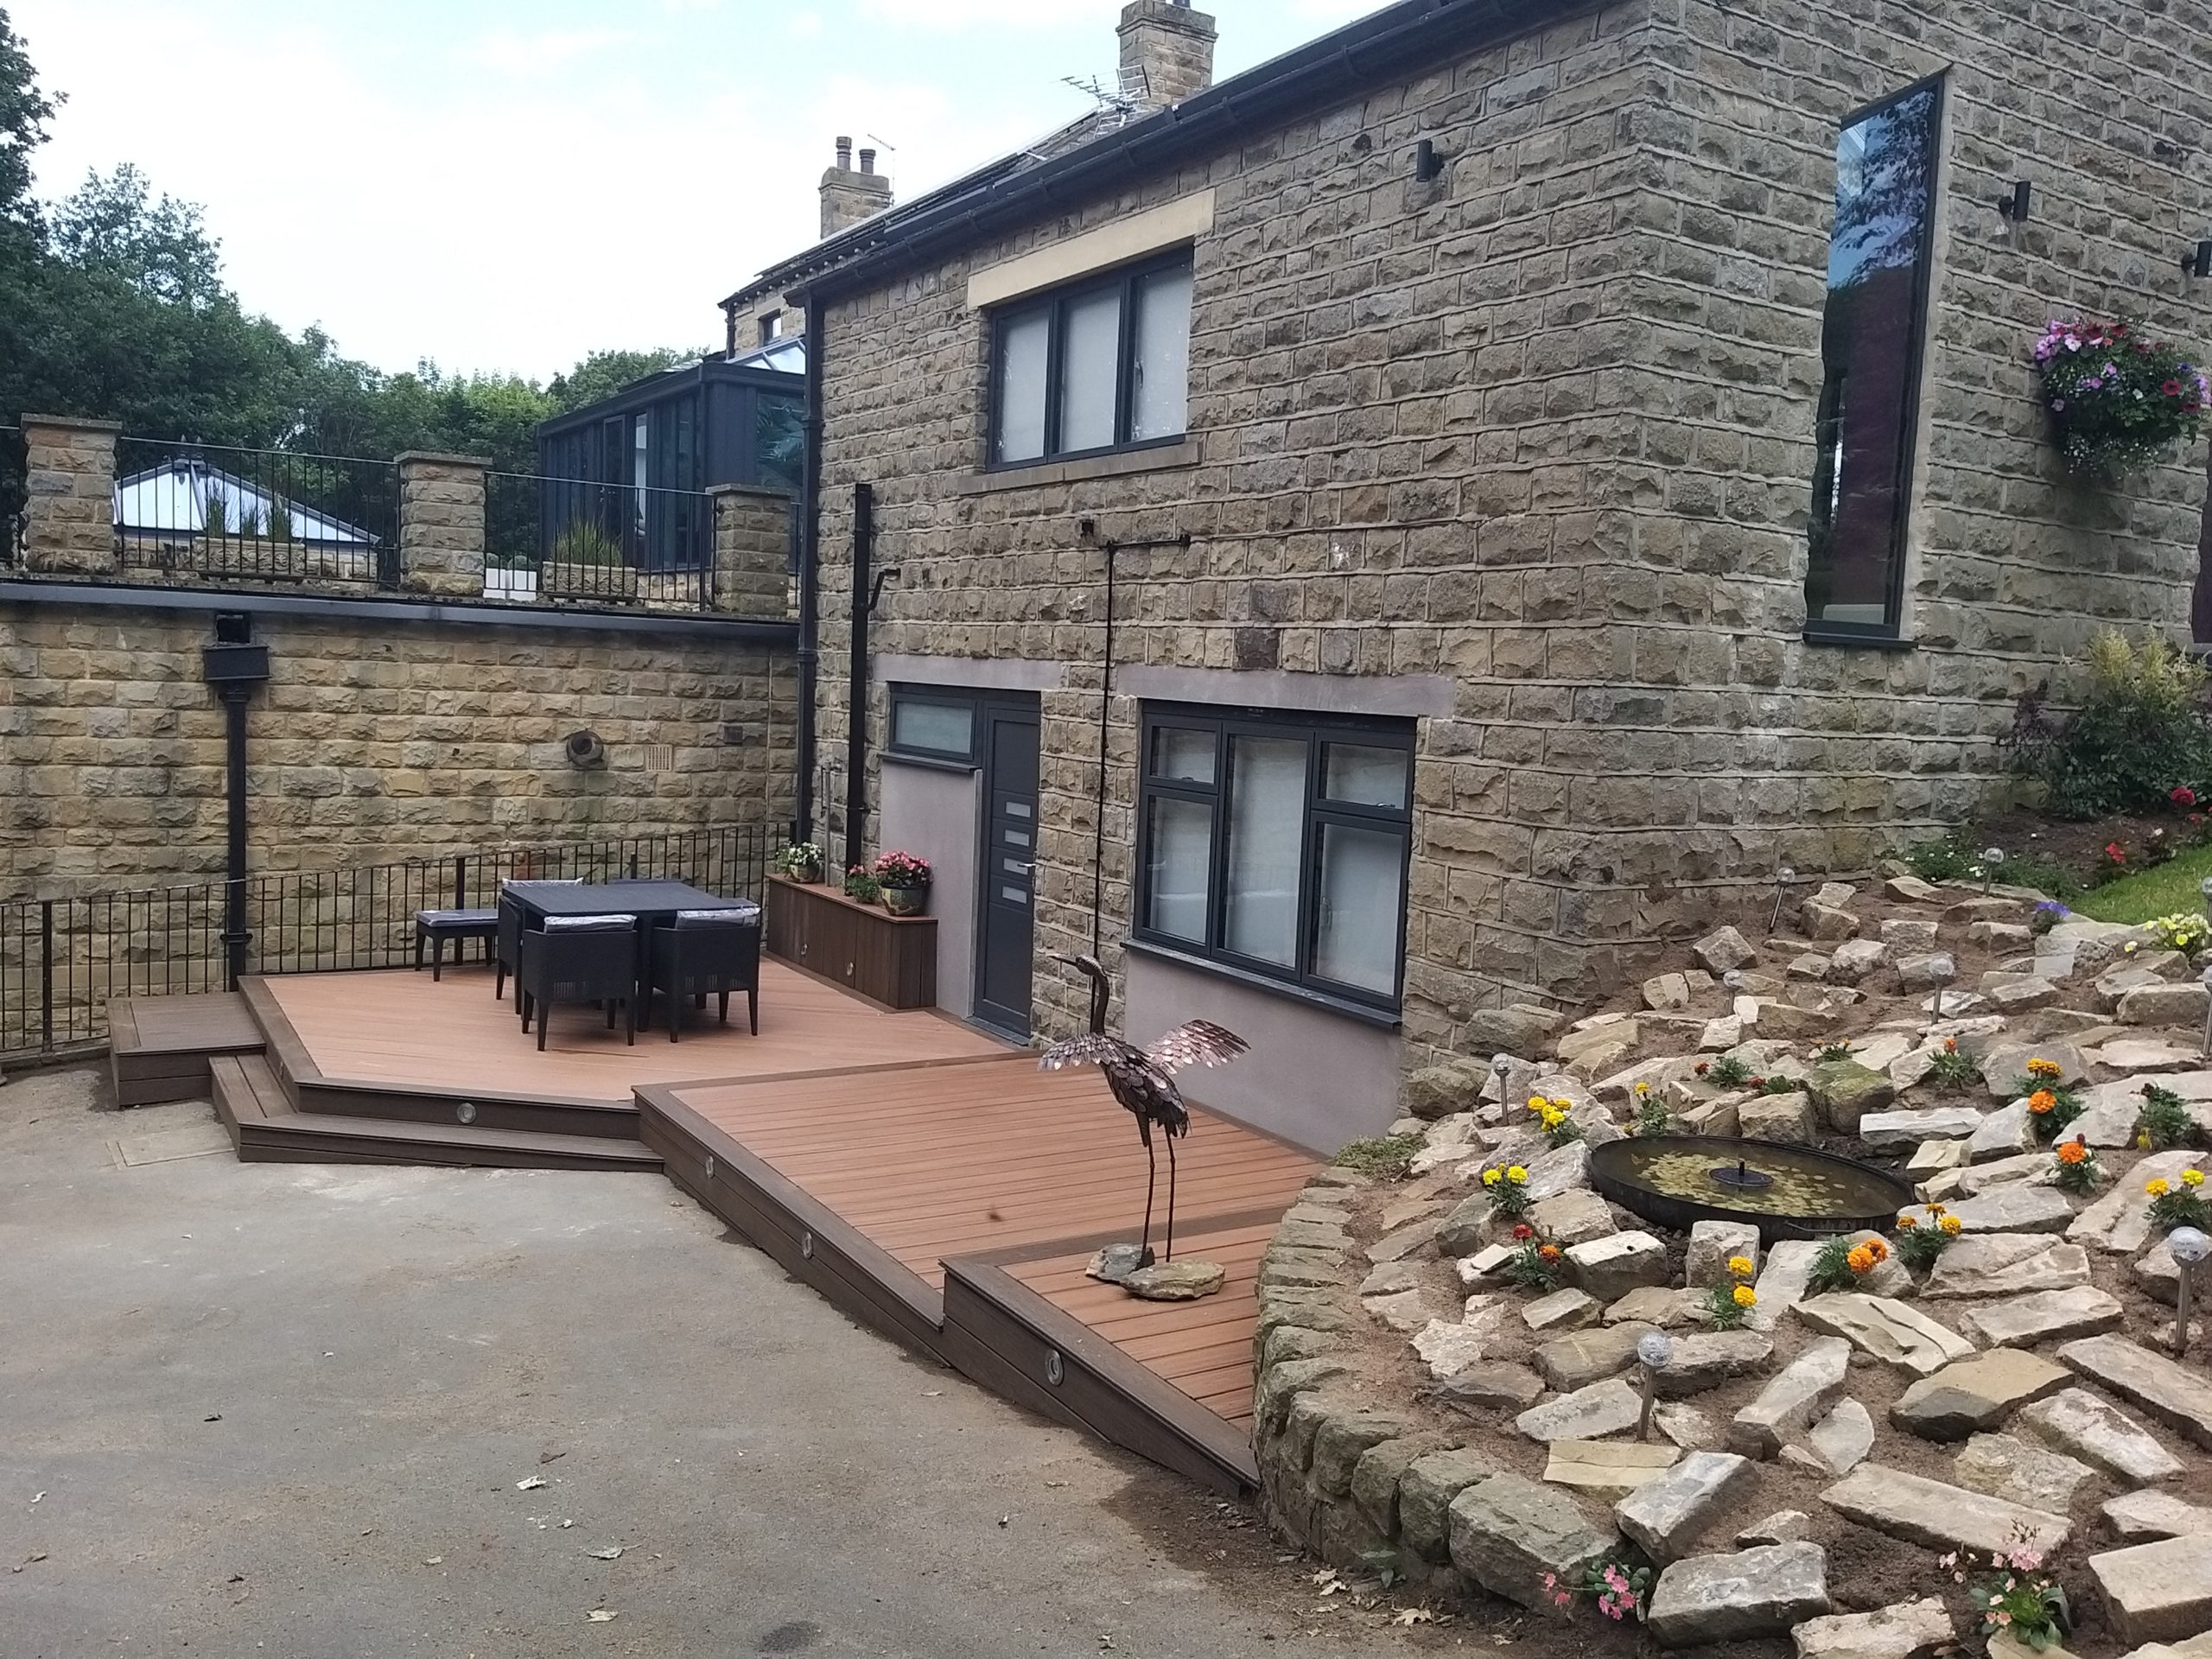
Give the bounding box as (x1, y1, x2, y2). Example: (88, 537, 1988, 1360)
(0, 600, 797, 897)
(802, 0, 2212, 1100)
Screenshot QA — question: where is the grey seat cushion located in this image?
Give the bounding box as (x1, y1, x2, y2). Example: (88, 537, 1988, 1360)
(540, 912, 637, 932)
(673, 904, 760, 927)
(416, 907, 498, 926)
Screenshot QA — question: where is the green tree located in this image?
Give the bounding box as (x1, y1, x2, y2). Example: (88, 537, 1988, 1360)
(547, 347, 705, 414)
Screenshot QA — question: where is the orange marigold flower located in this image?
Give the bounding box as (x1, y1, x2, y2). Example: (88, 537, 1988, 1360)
(1538, 1244, 1561, 1262)
(1896, 1213, 1918, 1230)
(1943, 1039, 1958, 1054)
(2028, 1090, 2056, 1116)
(1866, 1236, 1889, 1262)
(2056, 1141, 2088, 1166)
(1846, 1244, 1876, 1274)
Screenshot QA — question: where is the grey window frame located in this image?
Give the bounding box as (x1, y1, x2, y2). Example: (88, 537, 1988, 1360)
(887, 684, 983, 766)
(986, 249, 1192, 470)
(1132, 702, 1413, 1013)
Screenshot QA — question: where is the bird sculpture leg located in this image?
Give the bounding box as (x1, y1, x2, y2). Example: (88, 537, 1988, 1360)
(1136, 1117, 1158, 1268)
(1163, 1132, 1179, 1264)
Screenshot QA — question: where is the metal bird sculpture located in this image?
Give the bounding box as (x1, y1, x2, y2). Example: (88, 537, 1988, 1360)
(1038, 953, 1247, 1266)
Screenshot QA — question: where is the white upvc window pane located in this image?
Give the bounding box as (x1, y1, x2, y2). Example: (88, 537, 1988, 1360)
(1323, 743, 1408, 810)
(1058, 288, 1122, 454)
(995, 309, 1049, 464)
(1223, 735, 1306, 967)
(1314, 823, 1402, 995)
(1151, 726, 1215, 785)
(1130, 264, 1191, 442)
(893, 698, 973, 756)
(1144, 795, 1211, 944)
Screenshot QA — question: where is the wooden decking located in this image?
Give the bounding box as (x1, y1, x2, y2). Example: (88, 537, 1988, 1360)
(109, 991, 264, 1105)
(640, 1055, 1316, 1491)
(258, 962, 1003, 1107)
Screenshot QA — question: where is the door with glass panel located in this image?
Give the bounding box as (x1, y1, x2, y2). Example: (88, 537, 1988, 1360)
(975, 702, 1042, 1036)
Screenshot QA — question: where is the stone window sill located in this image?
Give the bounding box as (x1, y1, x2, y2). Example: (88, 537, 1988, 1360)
(952, 438, 1200, 496)
(1802, 626, 1916, 652)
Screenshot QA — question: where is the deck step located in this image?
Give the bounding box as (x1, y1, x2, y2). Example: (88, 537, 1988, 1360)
(110, 992, 264, 1107)
(213, 1054, 660, 1172)
(293, 1082, 644, 1142)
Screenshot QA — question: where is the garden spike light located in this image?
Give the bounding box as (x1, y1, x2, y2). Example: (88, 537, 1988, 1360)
(2171, 1226, 2209, 1356)
(1980, 848, 2004, 896)
(1769, 865, 1796, 934)
(2201, 963, 2212, 1059)
(2199, 875, 2212, 924)
(1634, 1331, 1673, 1441)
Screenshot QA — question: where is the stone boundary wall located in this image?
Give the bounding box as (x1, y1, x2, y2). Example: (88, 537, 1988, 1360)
(0, 601, 797, 898)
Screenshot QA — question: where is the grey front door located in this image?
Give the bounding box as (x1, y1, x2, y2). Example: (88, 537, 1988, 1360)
(974, 702, 1040, 1037)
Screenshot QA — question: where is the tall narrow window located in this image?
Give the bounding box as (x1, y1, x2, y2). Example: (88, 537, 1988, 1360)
(1804, 78, 1944, 641)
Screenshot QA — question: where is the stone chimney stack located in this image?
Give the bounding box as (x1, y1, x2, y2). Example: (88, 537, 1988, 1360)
(1117, 0, 1217, 110)
(819, 135, 893, 239)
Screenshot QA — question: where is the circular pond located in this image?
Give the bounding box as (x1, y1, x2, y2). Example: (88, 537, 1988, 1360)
(1587, 1135, 1913, 1243)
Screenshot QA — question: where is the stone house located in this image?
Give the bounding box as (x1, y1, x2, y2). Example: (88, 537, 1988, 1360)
(726, 0, 2212, 1151)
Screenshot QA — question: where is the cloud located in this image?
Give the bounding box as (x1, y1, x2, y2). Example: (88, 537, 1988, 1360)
(855, 0, 1116, 29)
(461, 28, 634, 75)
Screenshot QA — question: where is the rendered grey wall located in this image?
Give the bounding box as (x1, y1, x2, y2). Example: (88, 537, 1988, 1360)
(879, 759, 981, 1018)
(1122, 950, 1402, 1155)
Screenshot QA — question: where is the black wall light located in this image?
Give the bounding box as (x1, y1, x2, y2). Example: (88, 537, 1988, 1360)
(1413, 138, 1445, 182)
(2185, 238, 2212, 280)
(1996, 180, 2031, 223)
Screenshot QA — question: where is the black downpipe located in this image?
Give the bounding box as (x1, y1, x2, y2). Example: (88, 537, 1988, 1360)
(219, 685, 251, 988)
(843, 481, 873, 876)
(1090, 541, 1116, 957)
(793, 292, 825, 845)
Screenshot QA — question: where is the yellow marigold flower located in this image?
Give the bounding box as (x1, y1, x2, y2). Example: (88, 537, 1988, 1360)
(1506, 1166, 1529, 1184)
(1635, 1081, 1651, 1097)
(2027, 1090, 2056, 1116)
(1726, 1255, 1755, 1277)
(2139, 1130, 2155, 1150)
(1896, 1214, 1918, 1230)
(1939, 1215, 1962, 1236)
(2185, 1168, 2206, 1189)
(2027, 1057, 2062, 1080)
(2148, 1177, 2172, 1198)
(1925, 1202, 1948, 1217)
(1732, 1284, 1757, 1307)
(1483, 1168, 1503, 1187)
(1527, 1096, 1548, 1113)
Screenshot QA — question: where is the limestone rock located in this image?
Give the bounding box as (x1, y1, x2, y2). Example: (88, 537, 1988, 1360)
(1747, 1239, 1822, 1332)
(1365, 1214, 1443, 1262)
(1413, 1308, 1504, 1380)
(1646, 1542, 1832, 1647)
(1520, 1141, 1594, 1204)
(1535, 1322, 1660, 1392)
(1885, 875, 1944, 904)
(1827, 939, 1891, 984)
(1527, 1188, 1614, 1249)
(1923, 1235, 2092, 1299)
(1740, 1510, 1815, 1546)
(1953, 1149, 2054, 1194)
(1446, 1472, 1614, 1612)
(1310, 1407, 1421, 1496)
(1654, 1331, 1776, 1399)
(1433, 1194, 1493, 1259)
(1362, 1287, 1442, 1332)
(1694, 926, 1759, 976)
(2089, 1535, 2212, 1646)
(1802, 902, 1861, 943)
(1515, 1377, 1644, 1444)
(2016, 1387, 2185, 1484)
(1789, 951, 1834, 982)
(1906, 1138, 1970, 1179)
(1791, 1598, 1954, 1659)
(2104, 1491, 2212, 1542)
(1126, 1259, 1226, 1300)
(1805, 1058, 1896, 1135)
(1654, 1402, 1718, 1450)
(1686, 1220, 1761, 1289)
(1730, 1335, 1851, 1459)
(1986, 977, 2061, 1014)
(1466, 1003, 1566, 1057)
(1616, 1450, 1754, 1566)
(1350, 1430, 1459, 1535)
(1819, 1463, 2071, 1556)
(1970, 921, 2036, 950)
(1860, 1107, 1985, 1153)
(1896, 954, 1957, 992)
(1889, 1348, 2070, 1440)
(1796, 1294, 1974, 1376)
(2069, 1151, 2209, 1254)
(1957, 1287, 2123, 1347)
(1807, 1397, 1874, 1475)
(1541, 1437, 1680, 1493)
(1741, 1090, 1820, 1144)
(1604, 1286, 1700, 1330)
(2118, 982, 2212, 1028)
(1358, 1261, 1420, 1298)
(1523, 1286, 1604, 1332)
(1433, 1360, 1547, 1414)
(1406, 1062, 1487, 1120)
(2058, 1335, 2212, 1449)
(1397, 1447, 1495, 1561)
(1564, 1230, 1669, 1302)
(1255, 1357, 1349, 1433)
(1643, 971, 1694, 1011)
(1944, 1184, 2074, 1235)
(1964, 1100, 2037, 1163)
(1981, 1042, 2089, 1096)
(1954, 1431, 2098, 1512)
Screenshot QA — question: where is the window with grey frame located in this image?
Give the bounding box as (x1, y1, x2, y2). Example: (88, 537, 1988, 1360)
(1804, 75, 1944, 642)
(887, 685, 982, 765)
(1135, 705, 1412, 1011)
(988, 250, 1193, 467)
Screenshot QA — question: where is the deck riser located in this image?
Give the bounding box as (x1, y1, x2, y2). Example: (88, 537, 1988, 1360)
(293, 1084, 643, 1141)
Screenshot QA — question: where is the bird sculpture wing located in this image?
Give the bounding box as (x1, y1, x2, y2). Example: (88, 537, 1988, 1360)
(1144, 1020, 1248, 1077)
(1037, 1031, 1149, 1073)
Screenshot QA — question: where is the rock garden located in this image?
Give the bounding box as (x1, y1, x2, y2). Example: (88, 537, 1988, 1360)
(1254, 868, 2212, 1659)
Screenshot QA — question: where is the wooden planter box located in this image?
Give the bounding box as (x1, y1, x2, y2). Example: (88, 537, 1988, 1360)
(764, 875, 937, 1010)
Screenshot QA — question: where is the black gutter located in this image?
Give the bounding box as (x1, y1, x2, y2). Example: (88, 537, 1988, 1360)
(753, 0, 1586, 304)
(0, 580, 800, 644)
(843, 481, 873, 875)
(792, 291, 826, 846)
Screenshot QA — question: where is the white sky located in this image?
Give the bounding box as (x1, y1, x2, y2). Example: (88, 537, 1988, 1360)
(15, 0, 1395, 380)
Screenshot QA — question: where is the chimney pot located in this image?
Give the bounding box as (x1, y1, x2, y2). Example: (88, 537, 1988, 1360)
(859, 148, 876, 175)
(835, 136, 853, 169)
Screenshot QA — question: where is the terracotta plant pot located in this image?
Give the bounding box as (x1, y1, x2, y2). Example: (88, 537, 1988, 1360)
(880, 884, 928, 918)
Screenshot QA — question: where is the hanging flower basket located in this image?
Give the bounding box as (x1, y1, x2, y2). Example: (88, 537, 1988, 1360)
(2035, 318, 2209, 479)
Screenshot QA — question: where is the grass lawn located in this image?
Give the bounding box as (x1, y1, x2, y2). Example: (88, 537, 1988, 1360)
(2069, 841, 2212, 924)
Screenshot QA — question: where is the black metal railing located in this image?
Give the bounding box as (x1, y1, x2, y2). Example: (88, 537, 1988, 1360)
(484, 469, 714, 610)
(0, 424, 24, 567)
(0, 823, 771, 1064)
(112, 437, 401, 586)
